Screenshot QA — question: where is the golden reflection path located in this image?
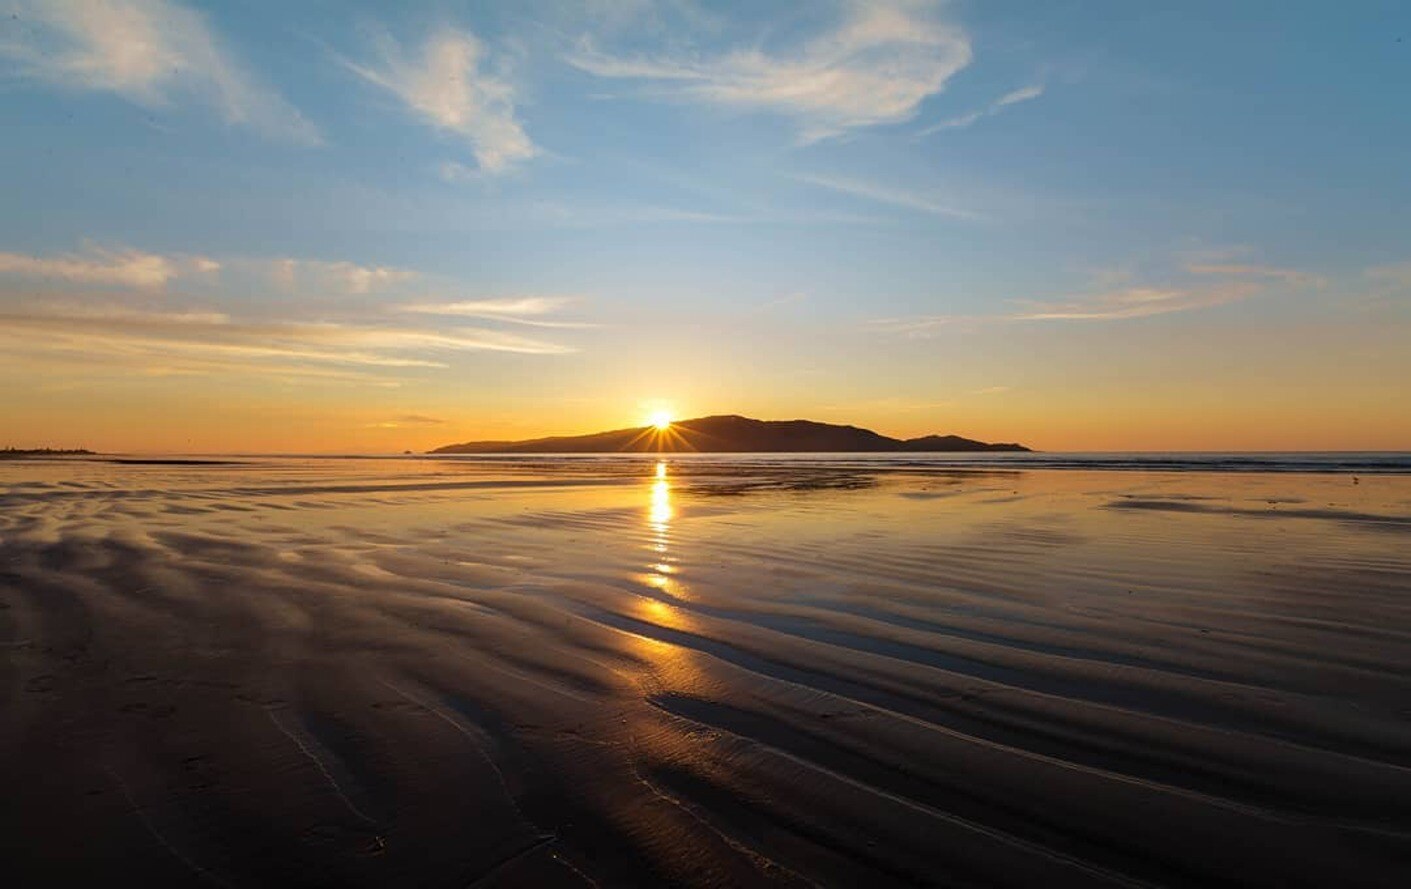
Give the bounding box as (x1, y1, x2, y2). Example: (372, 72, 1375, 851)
(649, 459, 672, 544)
(642, 459, 686, 599)
(625, 459, 710, 698)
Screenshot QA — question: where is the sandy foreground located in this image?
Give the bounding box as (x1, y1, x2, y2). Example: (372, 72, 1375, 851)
(1, 457, 1409, 887)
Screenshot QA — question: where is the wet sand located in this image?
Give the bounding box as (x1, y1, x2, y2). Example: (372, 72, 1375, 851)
(2, 457, 1409, 886)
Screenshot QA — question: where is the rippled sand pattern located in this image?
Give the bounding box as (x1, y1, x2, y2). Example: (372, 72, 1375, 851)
(2, 457, 1409, 886)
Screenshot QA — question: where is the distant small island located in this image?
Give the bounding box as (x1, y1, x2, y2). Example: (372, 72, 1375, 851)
(431, 415, 1030, 454)
(1, 447, 95, 459)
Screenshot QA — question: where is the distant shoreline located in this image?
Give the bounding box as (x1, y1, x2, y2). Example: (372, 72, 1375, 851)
(0, 448, 94, 459)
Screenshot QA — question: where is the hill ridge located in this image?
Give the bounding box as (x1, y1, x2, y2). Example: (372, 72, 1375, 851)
(430, 415, 1029, 454)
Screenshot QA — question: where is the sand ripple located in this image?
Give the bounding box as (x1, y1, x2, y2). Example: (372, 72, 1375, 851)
(2, 458, 1409, 886)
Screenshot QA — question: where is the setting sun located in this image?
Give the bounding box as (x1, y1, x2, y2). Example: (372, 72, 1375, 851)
(648, 411, 673, 430)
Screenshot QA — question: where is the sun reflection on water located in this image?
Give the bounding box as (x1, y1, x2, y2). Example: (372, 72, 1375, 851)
(649, 461, 672, 531)
(643, 460, 684, 596)
(628, 461, 708, 696)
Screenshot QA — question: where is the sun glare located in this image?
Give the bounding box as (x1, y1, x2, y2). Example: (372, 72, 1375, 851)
(649, 411, 672, 430)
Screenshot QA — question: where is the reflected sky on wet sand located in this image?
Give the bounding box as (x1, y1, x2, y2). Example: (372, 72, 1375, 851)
(1, 457, 1410, 885)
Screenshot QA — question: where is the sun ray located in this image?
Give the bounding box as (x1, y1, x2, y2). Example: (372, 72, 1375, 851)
(619, 416, 699, 453)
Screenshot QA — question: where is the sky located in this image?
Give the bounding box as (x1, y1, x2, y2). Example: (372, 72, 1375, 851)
(0, 0, 1408, 453)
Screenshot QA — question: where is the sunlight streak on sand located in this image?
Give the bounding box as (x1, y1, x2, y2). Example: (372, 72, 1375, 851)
(1, 456, 1409, 884)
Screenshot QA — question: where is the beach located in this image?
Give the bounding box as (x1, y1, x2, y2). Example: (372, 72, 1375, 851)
(2, 455, 1409, 886)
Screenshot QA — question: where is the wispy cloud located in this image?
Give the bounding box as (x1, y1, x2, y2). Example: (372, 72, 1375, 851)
(917, 82, 1044, 136)
(267, 259, 417, 295)
(0, 244, 597, 382)
(0, 245, 218, 289)
(1011, 283, 1262, 321)
(400, 296, 598, 328)
(750, 292, 808, 314)
(872, 260, 1319, 334)
(995, 84, 1044, 107)
(0, 0, 321, 144)
(567, 0, 972, 143)
(342, 27, 536, 175)
(1183, 263, 1324, 287)
(794, 172, 979, 219)
(0, 303, 575, 382)
(0, 245, 426, 295)
(404, 296, 570, 316)
(869, 314, 971, 336)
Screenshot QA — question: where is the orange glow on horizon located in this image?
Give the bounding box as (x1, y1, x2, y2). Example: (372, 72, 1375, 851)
(11, 373, 1410, 453)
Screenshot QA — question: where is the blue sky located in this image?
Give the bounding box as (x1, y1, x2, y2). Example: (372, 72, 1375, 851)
(1, 1, 1408, 451)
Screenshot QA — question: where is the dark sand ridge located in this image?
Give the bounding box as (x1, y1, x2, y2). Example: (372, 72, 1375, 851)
(2, 457, 1410, 886)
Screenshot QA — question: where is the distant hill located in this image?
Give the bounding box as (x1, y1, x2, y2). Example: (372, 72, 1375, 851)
(430, 415, 1029, 454)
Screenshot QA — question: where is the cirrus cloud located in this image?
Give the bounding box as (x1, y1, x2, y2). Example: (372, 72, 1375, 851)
(917, 82, 1044, 136)
(341, 27, 537, 175)
(0, 303, 575, 384)
(871, 259, 1323, 335)
(0, 244, 219, 289)
(793, 172, 980, 220)
(400, 296, 598, 328)
(266, 259, 418, 295)
(0, 0, 321, 144)
(567, 0, 972, 143)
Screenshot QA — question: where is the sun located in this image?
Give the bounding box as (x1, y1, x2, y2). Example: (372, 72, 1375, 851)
(648, 410, 673, 430)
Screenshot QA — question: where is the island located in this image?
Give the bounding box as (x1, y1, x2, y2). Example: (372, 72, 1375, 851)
(431, 414, 1030, 454)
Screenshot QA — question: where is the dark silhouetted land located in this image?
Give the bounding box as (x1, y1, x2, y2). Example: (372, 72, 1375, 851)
(0, 448, 93, 459)
(431, 414, 1030, 454)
